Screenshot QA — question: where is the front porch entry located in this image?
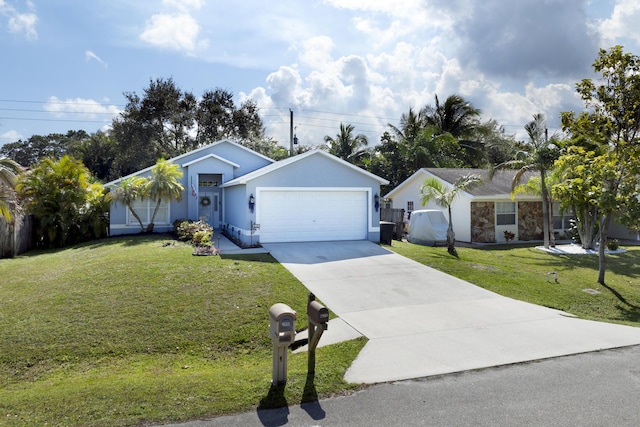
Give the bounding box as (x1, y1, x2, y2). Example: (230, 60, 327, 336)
(199, 192, 220, 228)
(197, 173, 222, 228)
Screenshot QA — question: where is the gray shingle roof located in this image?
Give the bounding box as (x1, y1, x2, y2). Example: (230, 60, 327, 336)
(424, 168, 537, 197)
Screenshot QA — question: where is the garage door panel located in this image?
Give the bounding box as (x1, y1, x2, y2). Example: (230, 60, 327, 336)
(259, 190, 367, 243)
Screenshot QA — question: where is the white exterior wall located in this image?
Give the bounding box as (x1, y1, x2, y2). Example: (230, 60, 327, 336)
(386, 173, 425, 214)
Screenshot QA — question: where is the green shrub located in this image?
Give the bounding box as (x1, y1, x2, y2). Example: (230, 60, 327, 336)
(607, 238, 620, 251)
(174, 220, 213, 244)
(192, 230, 212, 246)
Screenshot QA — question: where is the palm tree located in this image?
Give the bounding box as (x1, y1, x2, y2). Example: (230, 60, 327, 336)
(324, 123, 369, 163)
(421, 94, 485, 166)
(420, 173, 483, 256)
(112, 176, 149, 232)
(0, 158, 22, 221)
(146, 159, 184, 232)
(17, 156, 99, 247)
(492, 114, 557, 248)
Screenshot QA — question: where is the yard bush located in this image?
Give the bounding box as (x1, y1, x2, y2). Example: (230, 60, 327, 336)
(174, 220, 213, 244)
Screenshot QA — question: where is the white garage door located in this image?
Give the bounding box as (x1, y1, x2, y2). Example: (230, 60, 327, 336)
(258, 190, 368, 243)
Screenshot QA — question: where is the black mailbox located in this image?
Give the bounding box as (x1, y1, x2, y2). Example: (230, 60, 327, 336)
(307, 300, 329, 325)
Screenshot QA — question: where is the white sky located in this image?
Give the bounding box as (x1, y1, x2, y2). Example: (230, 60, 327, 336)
(1, 0, 639, 148)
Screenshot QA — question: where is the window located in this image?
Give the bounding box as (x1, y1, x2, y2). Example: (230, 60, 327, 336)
(198, 179, 218, 187)
(128, 199, 169, 226)
(552, 203, 575, 230)
(407, 201, 414, 212)
(496, 202, 516, 225)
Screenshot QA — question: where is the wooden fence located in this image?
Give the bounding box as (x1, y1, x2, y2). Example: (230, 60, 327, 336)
(0, 215, 32, 258)
(380, 207, 405, 240)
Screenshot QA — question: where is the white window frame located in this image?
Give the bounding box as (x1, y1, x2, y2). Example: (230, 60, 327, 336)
(496, 202, 516, 226)
(127, 199, 170, 226)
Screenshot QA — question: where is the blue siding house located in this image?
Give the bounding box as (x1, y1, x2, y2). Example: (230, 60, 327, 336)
(107, 139, 389, 245)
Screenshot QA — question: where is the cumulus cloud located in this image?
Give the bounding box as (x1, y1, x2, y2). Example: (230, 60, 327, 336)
(599, 0, 640, 45)
(44, 97, 121, 119)
(1, 0, 38, 40)
(162, 0, 203, 11)
(140, 13, 203, 53)
(232, 1, 631, 146)
(0, 129, 22, 147)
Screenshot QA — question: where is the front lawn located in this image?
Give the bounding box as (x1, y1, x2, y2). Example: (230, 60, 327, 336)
(390, 241, 640, 325)
(0, 235, 365, 427)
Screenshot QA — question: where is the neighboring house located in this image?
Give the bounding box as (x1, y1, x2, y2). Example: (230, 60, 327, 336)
(107, 139, 389, 245)
(384, 168, 575, 243)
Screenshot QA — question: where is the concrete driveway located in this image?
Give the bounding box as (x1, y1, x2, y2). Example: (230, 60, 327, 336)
(263, 241, 640, 384)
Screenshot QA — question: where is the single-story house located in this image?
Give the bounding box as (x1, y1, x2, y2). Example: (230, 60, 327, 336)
(107, 139, 389, 245)
(383, 168, 575, 243)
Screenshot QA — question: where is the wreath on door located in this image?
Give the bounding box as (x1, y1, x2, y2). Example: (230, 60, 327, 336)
(200, 196, 211, 207)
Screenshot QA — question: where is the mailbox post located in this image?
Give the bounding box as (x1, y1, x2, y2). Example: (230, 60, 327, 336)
(307, 293, 329, 375)
(269, 303, 297, 385)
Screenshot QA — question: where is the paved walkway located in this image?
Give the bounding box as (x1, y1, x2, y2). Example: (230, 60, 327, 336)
(214, 233, 268, 255)
(263, 241, 640, 384)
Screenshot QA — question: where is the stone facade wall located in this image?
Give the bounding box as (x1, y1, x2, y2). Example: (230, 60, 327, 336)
(517, 201, 543, 241)
(471, 202, 496, 243)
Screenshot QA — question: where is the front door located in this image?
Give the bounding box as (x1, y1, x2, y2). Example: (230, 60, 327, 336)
(198, 192, 220, 228)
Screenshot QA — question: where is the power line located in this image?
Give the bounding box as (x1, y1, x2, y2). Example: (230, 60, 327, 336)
(0, 98, 126, 107)
(0, 116, 108, 123)
(0, 107, 119, 116)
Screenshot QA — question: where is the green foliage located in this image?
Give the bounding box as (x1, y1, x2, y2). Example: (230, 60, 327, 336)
(0, 131, 87, 168)
(146, 159, 184, 232)
(0, 157, 22, 221)
(111, 176, 149, 231)
(324, 122, 369, 164)
(494, 113, 559, 248)
(110, 78, 267, 177)
(552, 146, 600, 249)
(559, 45, 640, 284)
(16, 155, 109, 248)
(174, 220, 211, 241)
(373, 94, 512, 193)
(192, 230, 212, 246)
(67, 131, 116, 181)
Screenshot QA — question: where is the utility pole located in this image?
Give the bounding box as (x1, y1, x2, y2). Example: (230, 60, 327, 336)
(289, 108, 294, 157)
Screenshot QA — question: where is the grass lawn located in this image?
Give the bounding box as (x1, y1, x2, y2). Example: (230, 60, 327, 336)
(0, 235, 366, 427)
(390, 240, 640, 326)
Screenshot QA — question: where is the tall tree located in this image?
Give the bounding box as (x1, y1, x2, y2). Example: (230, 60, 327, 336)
(420, 173, 483, 256)
(560, 46, 640, 284)
(67, 131, 116, 181)
(492, 114, 558, 248)
(324, 123, 369, 164)
(0, 131, 88, 167)
(145, 159, 184, 232)
(552, 145, 600, 249)
(111, 79, 267, 177)
(421, 94, 485, 167)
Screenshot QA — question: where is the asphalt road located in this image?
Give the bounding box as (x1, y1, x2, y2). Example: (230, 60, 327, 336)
(163, 345, 640, 427)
